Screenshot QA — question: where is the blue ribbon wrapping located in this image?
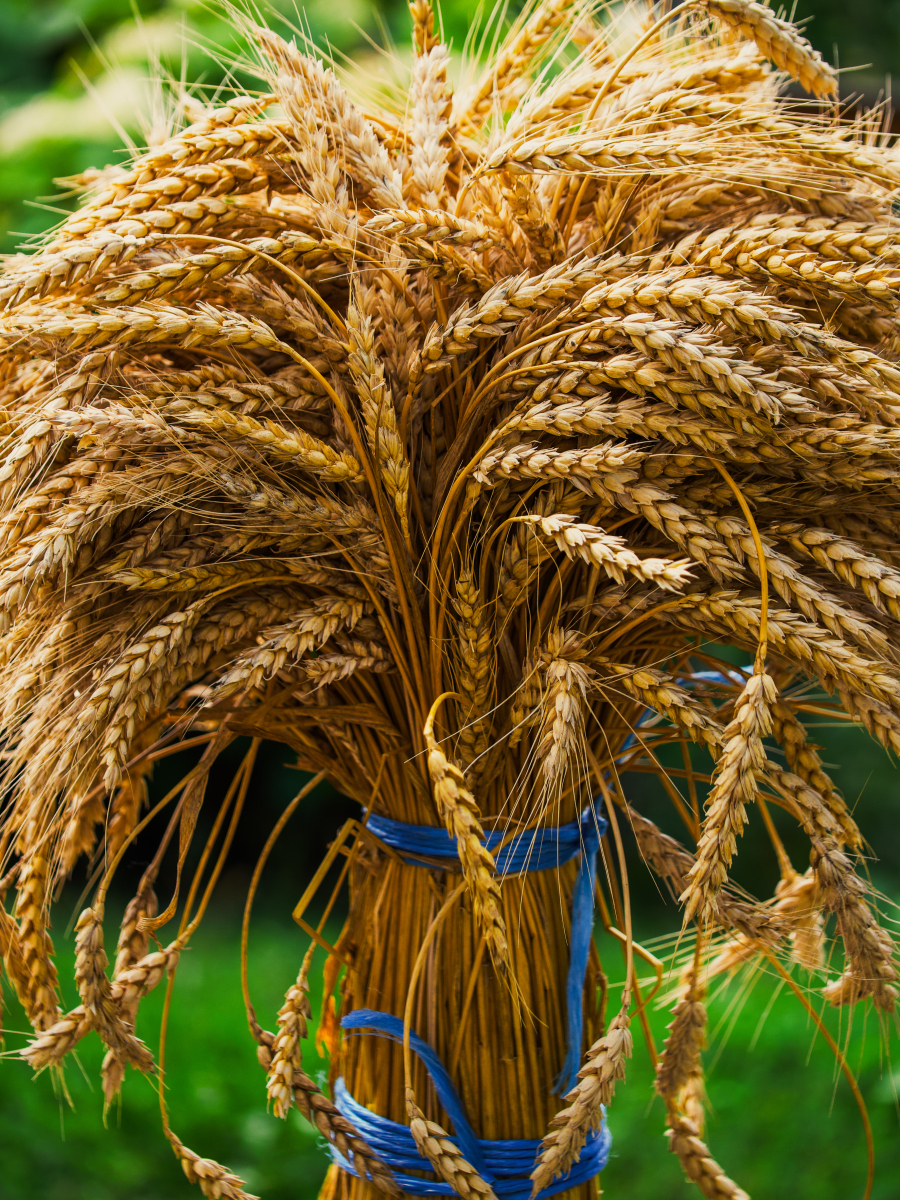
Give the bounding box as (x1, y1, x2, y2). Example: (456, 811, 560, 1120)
(334, 1010, 611, 1197)
(365, 805, 606, 1096)
(323, 665, 752, 1191)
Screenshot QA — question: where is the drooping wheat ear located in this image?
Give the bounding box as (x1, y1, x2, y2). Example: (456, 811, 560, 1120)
(0, 903, 40, 1027)
(530, 1004, 632, 1195)
(23, 938, 182, 1069)
(774, 523, 900, 623)
(168, 1130, 260, 1200)
(776, 869, 825, 974)
(656, 964, 707, 1111)
(705, 864, 826, 981)
(770, 695, 860, 848)
(13, 841, 60, 1032)
(453, 572, 493, 783)
(266, 952, 313, 1118)
(73, 907, 155, 1073)
(254, 1026, 398, 1193)
(535, 628, 592, 794)
(763, 767, 898, 1010)
(424, 720, 509, 967)
(666, 1111, 750, 1200)
(406, 1087, 498, 1198)
(812, 840, 898, 1013)
(102, 882, 158, 1108)
(598, 662, 723, 752)
(682, 671, 776, 924)
(347, 295, 412, 547)
(702, 0, 838, 98)
(627, 805, 789, 949)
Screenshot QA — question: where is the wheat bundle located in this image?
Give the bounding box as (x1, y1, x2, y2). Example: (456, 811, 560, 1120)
(0, 0, 898, 1196)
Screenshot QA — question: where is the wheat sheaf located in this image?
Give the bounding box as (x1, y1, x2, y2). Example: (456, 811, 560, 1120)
(0, 1, 897, 1197)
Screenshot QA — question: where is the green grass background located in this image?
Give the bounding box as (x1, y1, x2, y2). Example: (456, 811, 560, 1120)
(1, 1, 900, 1196)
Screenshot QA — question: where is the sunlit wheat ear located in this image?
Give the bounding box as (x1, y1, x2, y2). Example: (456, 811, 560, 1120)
(682, 671, 776, 925)
(2, 0, 898, 1196)
(424, 717, 509, 967)
(531, 1004, 632, 1195)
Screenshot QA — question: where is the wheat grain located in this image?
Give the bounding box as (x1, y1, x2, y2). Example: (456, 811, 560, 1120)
(703, 0, 836, 97)
(683, 672, 776, 925)
(410, 0, 439, 55)
(267, 960, 312, 1118)
(407, 1089, 497, 1198)
(530, 1004, 631, 1194)
(665, 1111, 749, 1200)
(424, 726, 508, 967)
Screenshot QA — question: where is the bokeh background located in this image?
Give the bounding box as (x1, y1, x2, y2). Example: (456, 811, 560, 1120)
(0, 3, 899, 1199)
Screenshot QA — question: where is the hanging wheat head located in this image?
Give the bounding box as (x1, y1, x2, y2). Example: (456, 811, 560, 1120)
(0, 1, 897, 1196)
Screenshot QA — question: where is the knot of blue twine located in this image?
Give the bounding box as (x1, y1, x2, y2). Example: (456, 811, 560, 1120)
(332, 1010, 611, 1197)
(365, 803, 606, 1095)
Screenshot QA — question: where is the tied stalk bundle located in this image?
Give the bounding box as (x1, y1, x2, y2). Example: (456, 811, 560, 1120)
(0, 2, 898, 1198)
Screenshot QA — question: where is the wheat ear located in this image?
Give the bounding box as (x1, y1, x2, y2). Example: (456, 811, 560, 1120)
(424, 723, 509, 967)
(406, 1088, 498, 1198)
(665, 1110, 750, 1199)
(266, 952, 313, 1118)
(682, 672, 776, 924)
(530, 1004, 632, 1195)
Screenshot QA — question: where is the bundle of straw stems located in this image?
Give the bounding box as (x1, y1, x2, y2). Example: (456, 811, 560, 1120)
(0, 1, 898, 1197)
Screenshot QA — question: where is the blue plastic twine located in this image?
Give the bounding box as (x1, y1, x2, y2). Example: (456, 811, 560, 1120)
(333, 1010, 611, 1197)
(326, 667, 752, 1191)
(365, 804, 607, 1095)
